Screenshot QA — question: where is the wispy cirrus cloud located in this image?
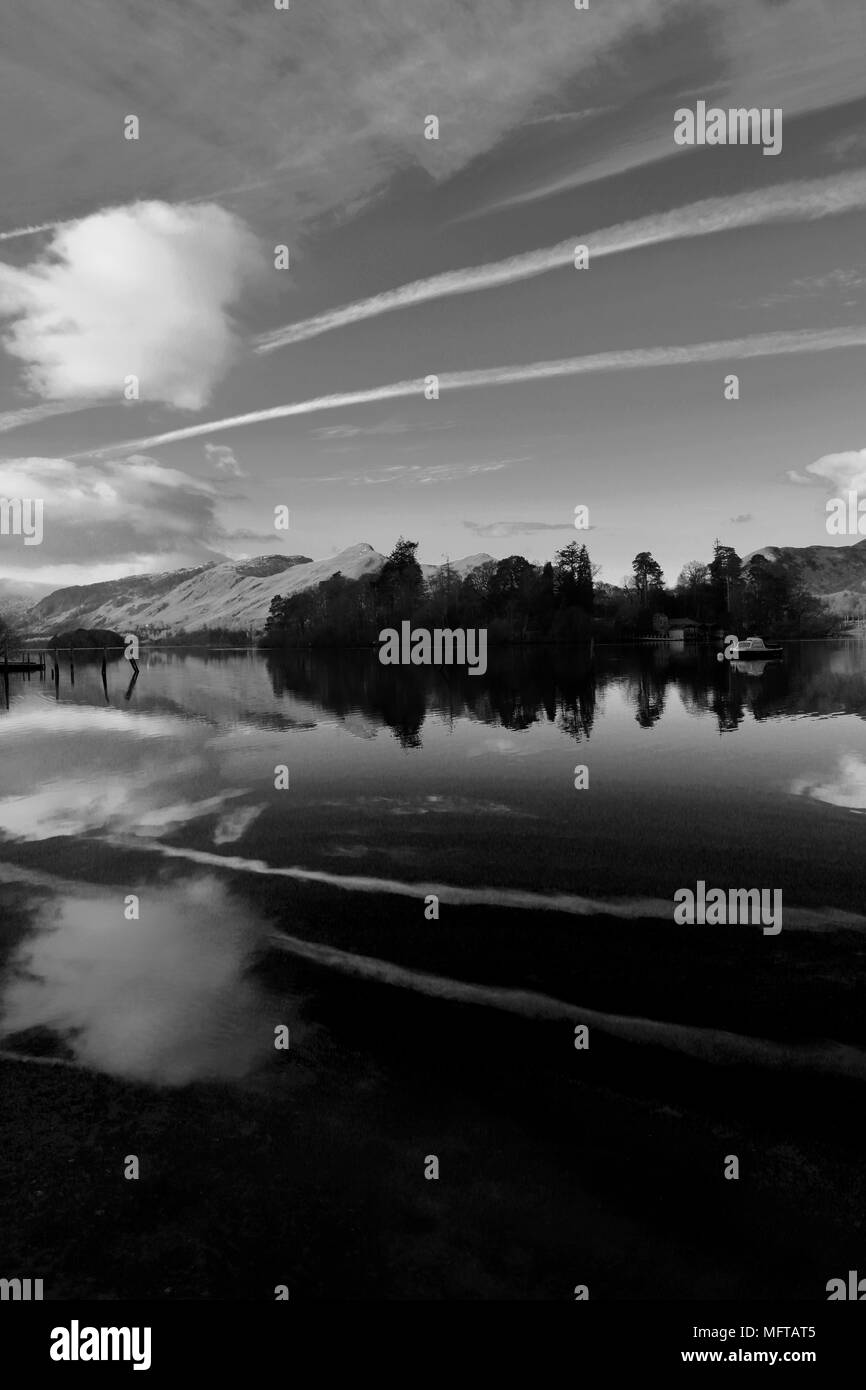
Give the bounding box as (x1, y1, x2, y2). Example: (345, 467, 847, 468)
(254, 172, 866, 354)
(0, 0, 675, 235)
(300, 460, 517, 487)
(79, 325, 866, 457)
(464, 519, 578, 537)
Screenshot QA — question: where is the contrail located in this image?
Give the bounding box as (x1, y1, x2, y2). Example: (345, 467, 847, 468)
(78, 325, 866, 457)
(0, 400, 98, 434)
(254, 171, 866, 354)
(0, 220, 64, 243)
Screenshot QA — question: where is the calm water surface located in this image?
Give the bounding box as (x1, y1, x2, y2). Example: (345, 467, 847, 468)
(1, 642, 865, 1083)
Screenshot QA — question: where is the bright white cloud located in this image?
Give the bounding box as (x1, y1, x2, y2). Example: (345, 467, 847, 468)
(0, 201, 260, 409)
(801, 449, 866, 493)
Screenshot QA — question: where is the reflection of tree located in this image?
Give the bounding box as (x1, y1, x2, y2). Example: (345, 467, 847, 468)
(264, 648, 598, 744)
(710, 682, 745, 734)
(628, 658, 666, 729)
(262, 642, 866, 745)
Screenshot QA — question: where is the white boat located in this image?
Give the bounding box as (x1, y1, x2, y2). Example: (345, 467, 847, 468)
(729, 636, 783, 661)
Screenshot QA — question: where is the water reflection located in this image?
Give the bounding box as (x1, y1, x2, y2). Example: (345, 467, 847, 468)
(263, 644, 866, 740)
(0, 875, 282, 1085)
(3, 643, 865, 739)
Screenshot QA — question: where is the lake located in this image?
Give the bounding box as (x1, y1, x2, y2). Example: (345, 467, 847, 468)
(1, 642, 864, 1298)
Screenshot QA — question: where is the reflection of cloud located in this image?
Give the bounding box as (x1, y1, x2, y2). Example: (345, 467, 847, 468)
(466, 738, 536, 759)
(213, 804, 264, 845)
(0, 707, 263, 845)
(792, 755, 866, 811)
(318, 794, 526, 817)
(0, 877, 279, 1085)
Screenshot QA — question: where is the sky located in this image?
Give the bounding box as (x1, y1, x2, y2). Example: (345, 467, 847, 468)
(1, 0, 866, 593)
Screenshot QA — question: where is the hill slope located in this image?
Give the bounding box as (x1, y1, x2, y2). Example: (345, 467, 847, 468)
(747, 539, 866, 613)
(21, 547, 495, 636)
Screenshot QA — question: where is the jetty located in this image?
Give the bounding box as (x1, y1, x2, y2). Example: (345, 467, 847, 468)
(0, 649, 46, 674)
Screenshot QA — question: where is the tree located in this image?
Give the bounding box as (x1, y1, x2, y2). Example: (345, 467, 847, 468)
(708, 541, 742, 618)
(553, 541, 581, 581)
(575, 544, 594, 612)
(675, 560, 709, 620)
(631, 551, 664, 607)
(375, 536, 424, 617)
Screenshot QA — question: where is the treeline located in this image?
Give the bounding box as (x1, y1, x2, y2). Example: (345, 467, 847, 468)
(257, 536, 830, 648)
(667, 543, 828, 638)
(262, 539, 597, 648)
(151, 626, 255, 647)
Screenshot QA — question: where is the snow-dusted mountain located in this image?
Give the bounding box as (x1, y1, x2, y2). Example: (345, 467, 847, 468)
(20, 546, 495, 637)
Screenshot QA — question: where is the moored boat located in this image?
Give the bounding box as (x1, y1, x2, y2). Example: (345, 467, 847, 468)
(728, 636, 783, 660)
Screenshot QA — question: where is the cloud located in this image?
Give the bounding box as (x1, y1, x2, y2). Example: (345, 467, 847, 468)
(214, 527, 282, 542)
(751, 266, 866, 309)
(464, 520, 578, 537)
(205, 442, 245, 477)
(83, 325, 866, 457)
(300, 460, 515, 486)
(254, 171, 866, 354)
(0, 454, 231, 570)
(309, 419, 435, 441)
(729, 513, 752, 523)
(0, 201, 260, 409)
(798, 449, 866, 494)
(0, 0, 677, 234)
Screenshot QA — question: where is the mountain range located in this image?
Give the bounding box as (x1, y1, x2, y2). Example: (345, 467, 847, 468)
(15, 545, 495, 637)
(7, 539, 866, 638)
